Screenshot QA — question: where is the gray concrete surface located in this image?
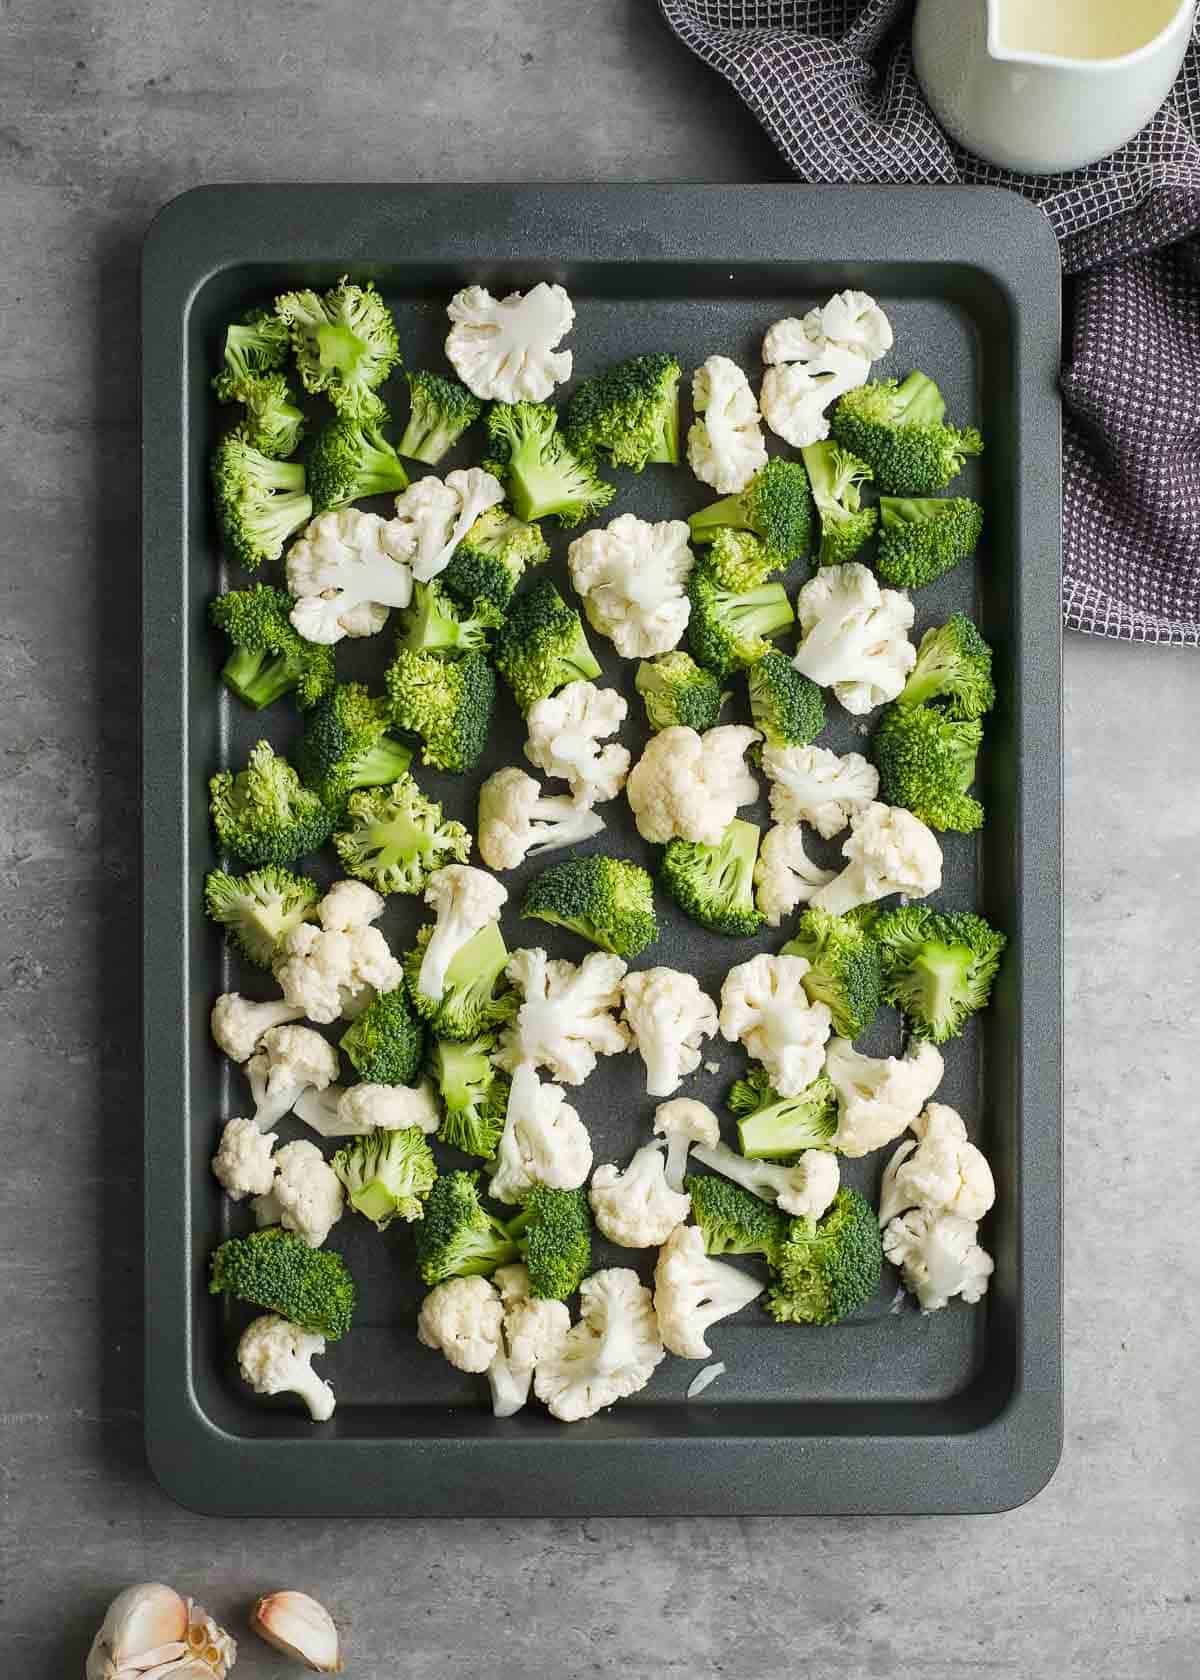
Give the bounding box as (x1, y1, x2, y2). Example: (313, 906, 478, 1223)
(1, 1, 1197, 1675)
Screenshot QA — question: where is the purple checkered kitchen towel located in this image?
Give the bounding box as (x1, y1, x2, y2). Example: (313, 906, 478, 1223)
(659, 0, 1200, 645)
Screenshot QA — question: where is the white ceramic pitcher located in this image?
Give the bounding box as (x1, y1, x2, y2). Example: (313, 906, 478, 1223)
(913, 0, 1196, 174)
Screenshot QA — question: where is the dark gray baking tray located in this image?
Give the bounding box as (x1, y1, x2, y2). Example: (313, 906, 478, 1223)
(142, 183, 1062, 1516)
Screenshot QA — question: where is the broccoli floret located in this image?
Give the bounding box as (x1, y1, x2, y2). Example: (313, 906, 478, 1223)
(800, 440, 878, 566)
(706, 529, 779, 592)
(275, 276, 401, 421)
(521, 856, 659, 958)
(339, 985, 425, 1085)
(875, 496, 984, 589)
(766, 1187, 883, 1326)
(688, 457, 813, 567)
(686, 1171, 788, 1263)
(215, 369, 306, 459)
(483, 401, 615, 527)
(429, 1035, 510, 1159)
(212, 307, 290, 390)
(686, 560, 795, 679)
(414, 1170, 519, 1285)
(209, 584, 335, 710)
(873, 906, 1007, 1043)
(780, 906, 884, 1039)
(209, 1227, 356, 1341)
(333, 773, 470, 895)
(747, 651, 826, 749)
(505, 1185, 592, 1301)
(296, 682, 414, 811)
(728, 1066, 839, 1160)
(831, 373, 983, 495)
(564, 352, 682, 469)
(494, 577, 602, 712)
(332, 1127, 437, 1230)
(440, 506, 550, 611)
(872, 702, 984, 833)
(385, 648, 495, 772)
(635, 651, 728, 735)
(899, 614, 996, 720)
(404, 920, 517, 1041)
(204, 865, 320, 969)
(306, 415, 410, 511)
(211, 430, 313, 570)
(399, 370, 484, 465)
(660, 818, 765, 938)
(395, 580, 503, 658)
(209, 740, 333, 867)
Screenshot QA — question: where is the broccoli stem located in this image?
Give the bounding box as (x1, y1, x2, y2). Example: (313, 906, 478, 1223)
(352, 737, 414, 788)
(220, 647, 297, 710)
(688, 494, 753, 541)
(649, 407, 679, 465)
(400, 414, 454, 466)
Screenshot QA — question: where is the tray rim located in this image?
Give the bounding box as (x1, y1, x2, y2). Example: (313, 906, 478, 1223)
(141, 181, 1063, 1517)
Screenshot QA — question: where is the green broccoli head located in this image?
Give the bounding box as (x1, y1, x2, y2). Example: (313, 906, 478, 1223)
(209, 740, 334, 867)
(521, 856, 660, 959)
(211, 430, 313, 570)
(686, 1171, 789, 1263)
(780, 906, 884, 1039)
(333, 772, 470, 896)
(876, 496, 984, 589)
(215, 369, 305, 460)
(339, 985, 425, 1085)
(831, 372, 983, 495)
(209, 1227, 356, 1341)
(204, 865, 320, 969)
(404, 920, 517, 1041)
(483, 401, 615, 527)
(635, 651, 728, 735)
(872, 702, 985, 833)
(306, 414, 410, 511)
(747, 650, 826, 749)
(660, 818, 766, 938)
(873, 905, 1007, 1043)
(212, 307, 290, 389)
(414, 1169, 520, 1285)
(296, 682, 414, 811)
(396, 581, 503, 658)
(686, 560, 795, 679)
(900, 614, 996, 720)
(332, 1126, 437, 1230)
(766, 1187, 883, 1326)
(430, 1035, 510, 1159)
(209, 584, 335, 710)
(506, 1185, 592, 1301)
(707, 528, 779, 591)
(494, 577, 602, 712)
(385, 647, 495, 772)
(564, 352, 682, 469)
(440, 506, 550, 611)
(728, 1065, 839, 1160)
(688, 457, 813, 567)
(800, 440, 878, 567)
(399, 370, 484, 465)
(275, 276, 401, 421)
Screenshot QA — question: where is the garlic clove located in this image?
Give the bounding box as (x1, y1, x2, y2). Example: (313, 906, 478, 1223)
(180, 1601, 237, 1679)
(86, 1585, 190, 1680)
(251, 1592, 343, 1673)
(125, 1647, 190, 1674)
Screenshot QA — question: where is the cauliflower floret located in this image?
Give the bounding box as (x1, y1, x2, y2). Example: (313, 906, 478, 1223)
(237, 1313, 336, 1422)
(286, 506, 414, 644)
(476, 767, 607, 871)
(687, 355, 768, 494)
(653, 1098, 721, 1192)
(819, 289, 894, 361)
(792, 562, 916, 715)
(244, 1024, 340, 1132)
(317, 879, 387, 933)
(254, 1138, 344, 1248)
(524, 682, 631, 806)
(445, 282, 575, 402)
(626, 723, 759, 845)
(210, 992, 304, 1066)
(497, 948, 630, 1086)
(753, 823, 836, 926)
(417, 1274, 504, 1373)
(883, 1209, 994, 1312)
(533, 1268, 665, 1422)
(211, 1116, 278, 1201)
(486, 1263, 572, 1418)
(567, 514, 694, 658)
(589, 1141, 691, 1248)
(760, 346, 871, 449)
(825, 1036, 945, 1158)
(811, 801, 943, 917)
(415, 864, 508, 1004)
(337, 1079, 441, 1136)
(488, 1061, 594, 1205)
(691, 1137, 840, 1219)
(386, 468, 506, 585)
(719, 953, 832, 1098)
(273, 920, 404, 1024)
(653, 1224, 765, 1358)
(877, 1102, 996, 1227)
(762, 309, 826, 366)
(621, 969, 719, 1098)
(762, 743, 880, 840)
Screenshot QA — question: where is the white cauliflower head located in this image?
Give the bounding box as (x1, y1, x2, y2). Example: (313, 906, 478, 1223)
(386, 469, 505, 584)
(237, 1313, 335, 1422)
(825, 1036, 945, 1157)
(653, 1098, 721, 1193)
(486, 1263, 572, 1418)
(317, 879, 387, 932)
(762, 743, 880, 839)
(211, 1117, 278, 1201)
(273, 921, 404, 1024)
(417, 1274, 505, 1373)
(245, 1024, 340, 1132)
(533, 1267, 665, 1422)
(476, 767, 607, 871)
(489, 1061, 594, 1205)
(877, 1103, 996, 1227)
(687, 355, 768, 494)
(567, 514, 694, 658)
(760, 346, 871, 449)
(445, 282, 574, 402)
(719, 953, 833, 1098)
(286, 507, 414, 644)
(589, 1141, 692, 1248)
(762, 309, 826, 366)
(883, 1209, 994, 1312)
(792, 562, 916, 715)
(811, 801, 943, 917)
(626, 723, 760, 845)
(497, 948, 630, 1086)
(690, 1138, 840, 1219)
(337, 1079, 441, 1136)
(653, 1223, 765, 1358)
(753, 823, 836, 926)
(210, 992, 304, 1064)
(621, 969, 719, 1098)
(256, 1138, 344, 1248)
(819, 289, 894, 361)
(416, 864, 508, 1003)
(524, 681, 631, 806)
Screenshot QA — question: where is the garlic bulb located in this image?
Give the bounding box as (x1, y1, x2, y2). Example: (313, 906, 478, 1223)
(251, 1592, 342, 1672)
(85, 1584, 188, 1680)
(180, 1601, 237, 1678)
